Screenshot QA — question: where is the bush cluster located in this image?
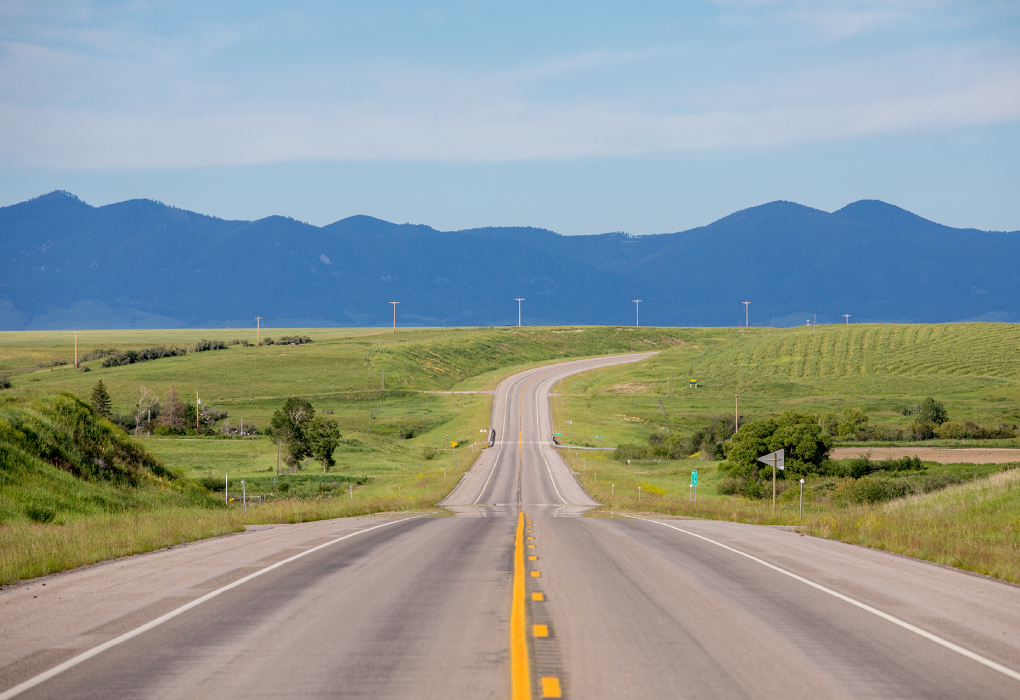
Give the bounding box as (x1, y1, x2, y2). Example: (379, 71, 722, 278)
(191, 339, 227, 352)
(831, 472, 963, 504)
(259, 336, 313, 346)
(614, 417, 732, 462)
(101, 346, 188, 367)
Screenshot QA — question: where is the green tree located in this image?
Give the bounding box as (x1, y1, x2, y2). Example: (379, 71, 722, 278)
(90, 380, 112, 418)
(837, 407, 869, 439)
(269, 397, 315, 468)
(723, 410, 832, 487)
(919, 397, 948, 425)
(307, 416, 342, 473)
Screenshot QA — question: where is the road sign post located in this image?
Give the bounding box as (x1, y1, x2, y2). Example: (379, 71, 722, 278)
(692, 470, 698, 503)
(757, 449, 785, 513)
(799, 478, 805, 518)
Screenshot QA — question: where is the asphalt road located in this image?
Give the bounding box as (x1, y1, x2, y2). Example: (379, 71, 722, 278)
(4, 354, 1020, 699)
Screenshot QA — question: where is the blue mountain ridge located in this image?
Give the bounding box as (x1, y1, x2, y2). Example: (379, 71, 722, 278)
(1, 191, 1017, 330)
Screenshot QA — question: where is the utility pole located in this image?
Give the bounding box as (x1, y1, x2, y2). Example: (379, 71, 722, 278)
(390, 301, 399, 333)
(814, 313, 817, 331)
(734, 394, 739, 433)
(742, 301, 751, 328)
(515, 298, 525, 327)
(632, 299, 641, 327)
(196, 392, 201, 434)
(74, 330, 79, 369)
(255, 316, 262, 347)
(844, 314, 851, 324)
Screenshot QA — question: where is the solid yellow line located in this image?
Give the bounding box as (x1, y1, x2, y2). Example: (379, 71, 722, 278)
(511, 511, 531, 700)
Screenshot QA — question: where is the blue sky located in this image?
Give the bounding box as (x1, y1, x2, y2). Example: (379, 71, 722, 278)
(1, 0, 1018, 234)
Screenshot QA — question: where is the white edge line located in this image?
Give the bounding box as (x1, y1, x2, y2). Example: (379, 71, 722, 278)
(534, 374, 567, 505)
(0, 516, 423, 700)
(624, 515, 1020, 684)
(473, 372, 516, 504)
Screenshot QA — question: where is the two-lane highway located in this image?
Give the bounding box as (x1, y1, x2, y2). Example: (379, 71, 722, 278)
(3, 353, 1020, 699)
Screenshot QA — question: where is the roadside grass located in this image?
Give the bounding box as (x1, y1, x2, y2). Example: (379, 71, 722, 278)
(806, 468, 1020, 583)
(564, 449, 1020, 584)
(0, 509, 244, 585)
(0, 442, 483, 585)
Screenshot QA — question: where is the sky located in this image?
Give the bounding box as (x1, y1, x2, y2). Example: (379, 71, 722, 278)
(1, 0, 1018, 234)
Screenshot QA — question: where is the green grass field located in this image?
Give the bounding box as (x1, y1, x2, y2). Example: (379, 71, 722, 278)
(553, 323, 1020, 450)
(4, 322, 1020, 585)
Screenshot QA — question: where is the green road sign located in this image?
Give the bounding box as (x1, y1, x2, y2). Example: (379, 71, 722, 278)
(553, 433, 562, 436)
(692, 470, 698, 485)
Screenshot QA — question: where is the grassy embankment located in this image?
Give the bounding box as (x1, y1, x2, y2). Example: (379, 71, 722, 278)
(1, 326, 682, 583)
(551, 323, 1020, 583)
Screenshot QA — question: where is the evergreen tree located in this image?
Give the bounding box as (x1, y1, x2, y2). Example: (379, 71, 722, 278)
(90, 380, 112, 418)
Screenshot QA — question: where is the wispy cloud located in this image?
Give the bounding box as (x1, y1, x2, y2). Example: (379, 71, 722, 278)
(0, 1, 1017, 167)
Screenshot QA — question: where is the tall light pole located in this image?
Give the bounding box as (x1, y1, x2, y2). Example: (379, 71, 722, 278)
(734, 395, 739, 433)
(844, 314, 851, 324)
(742, 301, 751, 328)
(255, 316, 262, 347)
(74, 330, 79, 369)
(632, 299, 641, 327)
(390, 301, 399, 333)
(515, 298, 525, 327)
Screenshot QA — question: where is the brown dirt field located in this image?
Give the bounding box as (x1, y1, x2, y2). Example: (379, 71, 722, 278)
(830, 447, 1020, 464)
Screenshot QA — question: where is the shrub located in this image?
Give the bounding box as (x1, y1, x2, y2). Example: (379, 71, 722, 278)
(614, 443, 649, 461)
(277, 335, 313, 345)
(26, 505, 57, 523)
(422, 447, 437, 460)
(191, 339, 227, 352)
(919, 397, 948, 425)
(0, 375, 11, 390)
(904, 420, 936, 441)
(717, 477, 742, 495)
(833, 477, 908, 504)
(398, 427, 416, 439)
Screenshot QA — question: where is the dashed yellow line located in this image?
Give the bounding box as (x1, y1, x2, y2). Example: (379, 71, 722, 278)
(533, 624, 549, 637)
(531, 571, 541, 578)
(532, 592, 545, 601)
(541, 677, 563, 698)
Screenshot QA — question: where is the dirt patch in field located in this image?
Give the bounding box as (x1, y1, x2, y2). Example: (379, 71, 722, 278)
(610, 382, 649, 393)
(831, 447, 1020, 464)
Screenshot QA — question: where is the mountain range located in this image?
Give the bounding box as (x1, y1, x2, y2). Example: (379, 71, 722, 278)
(1, 191, 1017, 330)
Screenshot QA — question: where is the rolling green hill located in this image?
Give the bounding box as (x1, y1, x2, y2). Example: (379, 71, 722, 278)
(553, 323, 1020, 448)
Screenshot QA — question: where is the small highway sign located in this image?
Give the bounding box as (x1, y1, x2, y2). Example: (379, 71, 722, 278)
(758, 448, 785, 470)
(554, 433, 562, 436)
(692, 470, 698, 485)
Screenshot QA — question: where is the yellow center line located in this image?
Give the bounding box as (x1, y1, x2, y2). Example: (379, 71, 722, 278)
(511, 511, 531, 700)
(541, 677, 563, 698)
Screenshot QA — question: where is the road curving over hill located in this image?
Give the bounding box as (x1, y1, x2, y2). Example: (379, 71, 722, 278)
(3, 353, 1020, 699)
